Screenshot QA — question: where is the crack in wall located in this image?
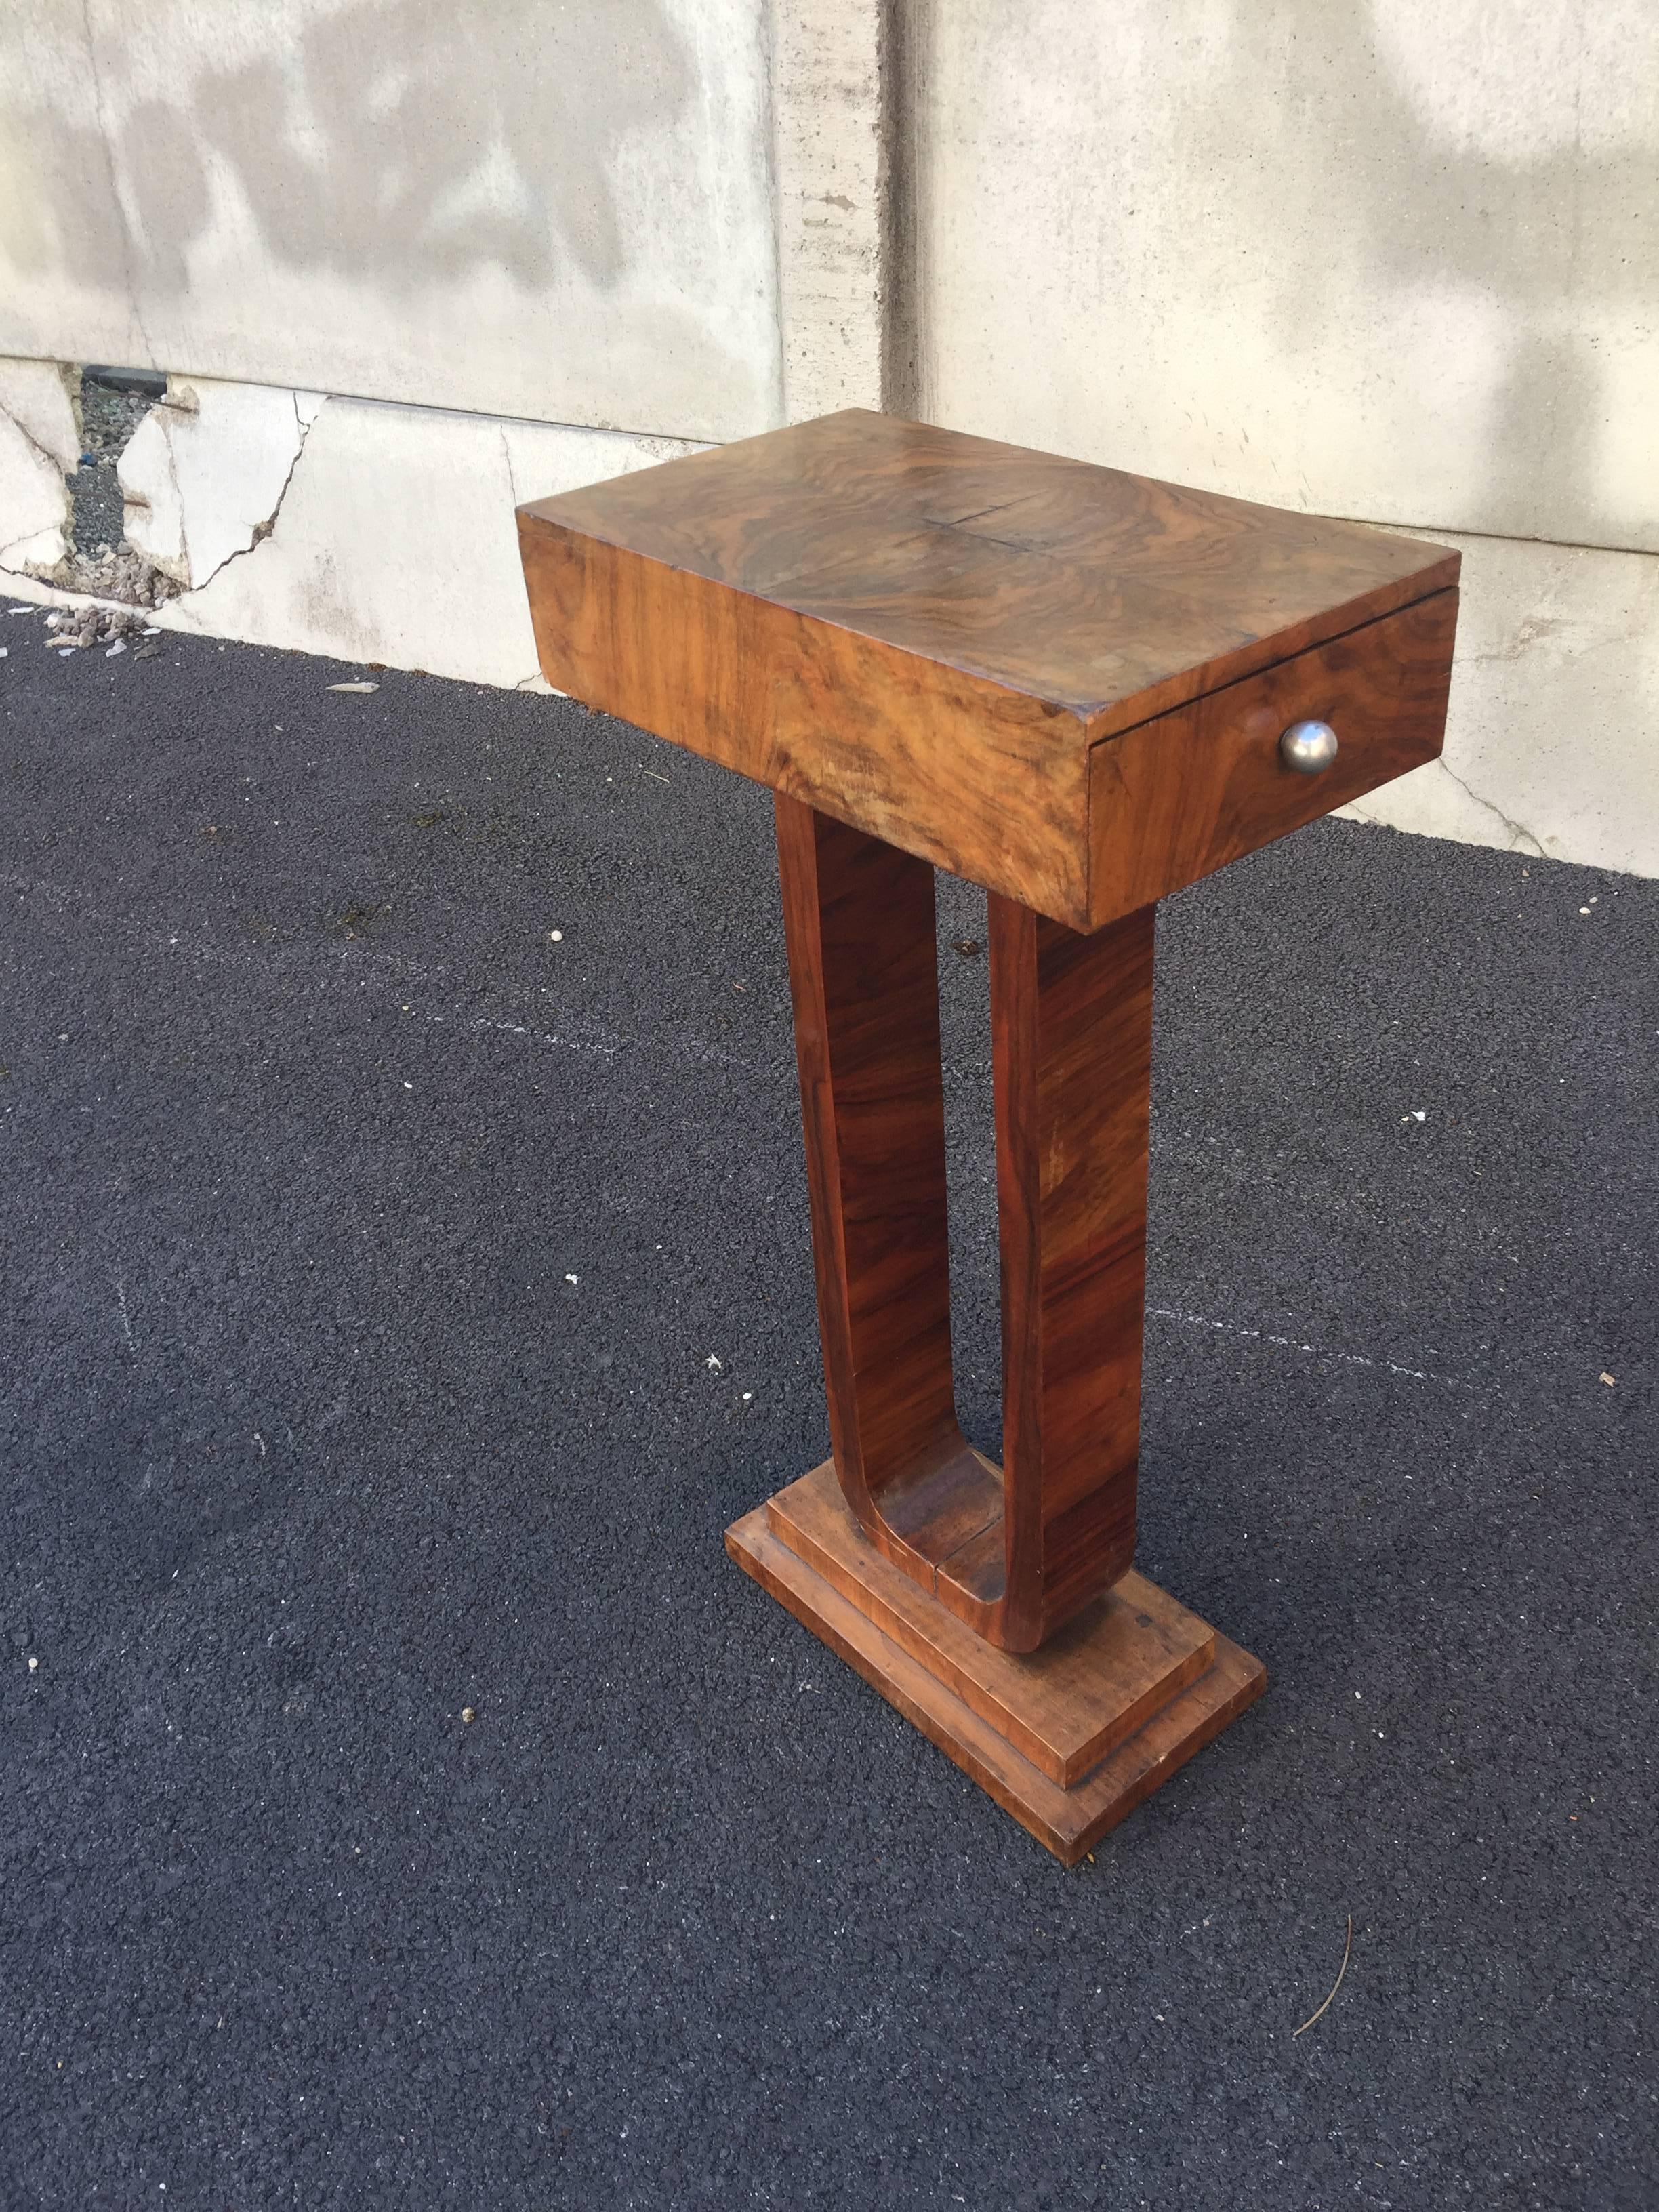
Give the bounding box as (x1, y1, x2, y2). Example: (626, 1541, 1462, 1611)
(47, 371, 176, 605)
(184, 393, 322, 595)
(130, 386, 208, 586)
(1434, 758, 1548, 856)
(0, 383, 77, 565)
(1, 368, 179, 606)
(0, 527, 56, 564)
(0, 405, 73, 483)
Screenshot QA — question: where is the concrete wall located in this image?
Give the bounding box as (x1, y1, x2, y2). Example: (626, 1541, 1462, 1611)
(0, 0, 886, 687)
(1, 0, 1654, 874)
(0, 0, 781, 442)
(904, 0, 1659, 874)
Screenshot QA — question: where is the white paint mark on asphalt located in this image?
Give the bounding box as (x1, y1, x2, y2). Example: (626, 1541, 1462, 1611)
(464, 1013, 619, 1062)
(115, 1275, 136, 1357)
(1145, 1305, 1476, 1391)
(0, 868, 770, 1077)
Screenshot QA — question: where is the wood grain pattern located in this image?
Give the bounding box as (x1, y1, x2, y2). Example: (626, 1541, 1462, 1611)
(517, 407, 1459, 929)
(766, 1460, 1212, 1788)
(774, 796, 996, 1578)
(1089, 588, 1460, 927)
(523, 409, 1456, 722)
(985, 894, 1154, 1646)
(776, 794, 1155, 1654)
(726, 1484, 1267, 1866)
(520, 510, 1093, 927)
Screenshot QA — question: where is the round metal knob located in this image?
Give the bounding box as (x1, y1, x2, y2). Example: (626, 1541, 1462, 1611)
(1279, 719, 1339, 774)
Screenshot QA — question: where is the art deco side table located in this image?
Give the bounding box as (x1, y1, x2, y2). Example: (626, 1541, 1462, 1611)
(517, 410, 1458, 1863)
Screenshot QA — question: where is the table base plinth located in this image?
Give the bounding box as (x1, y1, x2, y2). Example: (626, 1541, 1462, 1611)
(726, 1462, 1266, 1865)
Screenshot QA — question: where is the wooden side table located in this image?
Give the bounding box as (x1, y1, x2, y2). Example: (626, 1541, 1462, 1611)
(518, 410, 1458, 1862)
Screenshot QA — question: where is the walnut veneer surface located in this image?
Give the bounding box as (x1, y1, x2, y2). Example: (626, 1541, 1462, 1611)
(518, 407, 1458, 929)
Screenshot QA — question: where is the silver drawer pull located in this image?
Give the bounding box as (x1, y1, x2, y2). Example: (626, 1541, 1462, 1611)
(1279, 719, 1339, 774)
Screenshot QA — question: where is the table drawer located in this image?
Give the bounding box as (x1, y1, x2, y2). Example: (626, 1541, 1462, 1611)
(1086, 588, 1458, 928)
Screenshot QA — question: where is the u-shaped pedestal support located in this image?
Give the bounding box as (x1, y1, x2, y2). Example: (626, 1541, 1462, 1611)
(775, 794, 1151, 1653)
(727, 796, 1265, 1859)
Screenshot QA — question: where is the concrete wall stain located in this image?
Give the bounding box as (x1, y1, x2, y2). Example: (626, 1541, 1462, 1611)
(3, 0, 693, 299)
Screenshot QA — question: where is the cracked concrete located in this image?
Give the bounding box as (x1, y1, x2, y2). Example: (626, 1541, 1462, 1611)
(0, 359, 80, 569)
(1345, 761, 1549, 861)
(121, 378, 326, 590)
(1431, 760, 1548, 859)
(0, 356, 701, 681)
(1337, 526, 1659, 878)
(0, 361, 175, 607)
(161, 386, 703, 686)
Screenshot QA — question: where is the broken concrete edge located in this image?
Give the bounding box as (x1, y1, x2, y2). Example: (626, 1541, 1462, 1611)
(23, 549, 180, 610)
(0, 358, 178, 605)
(120, 381, 327, 592)
(0, 569, 172, 620)
(0, 561, 557, 699)
(1, 367, 330, 610)
(3, 359, 693, 691)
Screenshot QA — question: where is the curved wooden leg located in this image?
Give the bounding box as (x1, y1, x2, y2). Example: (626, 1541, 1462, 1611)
(773, 794, 1150, 1652)
(771, 795, 1001, 1605)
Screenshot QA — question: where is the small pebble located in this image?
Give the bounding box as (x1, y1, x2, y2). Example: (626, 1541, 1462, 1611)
(461, 1707, 475, 1724)
(548, 929, 563, 942)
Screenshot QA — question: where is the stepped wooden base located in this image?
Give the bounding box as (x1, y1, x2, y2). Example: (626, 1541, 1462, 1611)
(726, 1461, 1266, 1864)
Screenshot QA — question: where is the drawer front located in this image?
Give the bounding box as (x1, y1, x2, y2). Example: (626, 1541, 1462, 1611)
(1086, 588, 1458, 928)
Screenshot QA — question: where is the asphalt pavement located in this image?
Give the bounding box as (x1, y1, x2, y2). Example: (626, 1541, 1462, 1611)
(1, 615, 1654, 2210)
